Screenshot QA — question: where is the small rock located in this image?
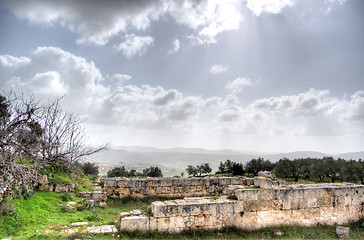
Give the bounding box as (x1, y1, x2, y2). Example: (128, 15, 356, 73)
(336, 226, 349, 238)
(86, 225, 117, 233)
(67, 202, 76, 205)
(66, 204, 74, 210)
(99, 201, 107, 207)
(86, 199, 94, 208)
(71, 222, 89, 226)
(120, 212, 130, 218)
(130, 209, 143, 216)
(274, 229, 284, 237)
(227, 185, 244, 194)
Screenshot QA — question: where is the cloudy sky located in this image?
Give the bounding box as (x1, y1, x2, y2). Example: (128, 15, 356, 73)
(0, 0, 363, 153)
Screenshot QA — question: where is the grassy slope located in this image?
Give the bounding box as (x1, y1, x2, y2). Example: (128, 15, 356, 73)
(0, 191, 154, 239)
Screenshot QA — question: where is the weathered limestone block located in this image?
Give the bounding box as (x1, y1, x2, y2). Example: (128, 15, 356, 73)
(244, 178, 255, 186)
(146, 197, 242, 232)
(103, 177, 249, 199)
(120, 216, 149, 231)
(91, 191, 107, 202)
(37, 175, 54, 191)
(117, 187, 130, 197)
(55, 184, 69, 192)
(336, 226, 350, 238)
(230, 178, 245, 185)
(254, 177, 285, 189)
(104, 179, 117, 187)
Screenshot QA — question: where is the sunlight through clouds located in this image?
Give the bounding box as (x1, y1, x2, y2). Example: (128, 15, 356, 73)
(0, 0, 362, 152)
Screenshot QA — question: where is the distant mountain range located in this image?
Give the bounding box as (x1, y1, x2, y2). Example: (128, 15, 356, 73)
(88, 146, 364, 176)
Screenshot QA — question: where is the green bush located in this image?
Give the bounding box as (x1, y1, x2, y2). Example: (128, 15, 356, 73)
(49, 172, 73, 184)
(227, 194, 238, 200)
(61, 193, 73, 202)
(80, 162, 99, 177)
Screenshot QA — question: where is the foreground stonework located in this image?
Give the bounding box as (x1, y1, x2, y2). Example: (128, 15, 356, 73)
(104, 177, 251, 198)
(121, 196, 241, 232)
(120, 176, 364, 232)
(234, 183, 364, 230)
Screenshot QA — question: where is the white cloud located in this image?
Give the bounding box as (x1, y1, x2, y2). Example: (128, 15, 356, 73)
(162, 96, 203, 121)
(114, 34, 154, 57)
(345, 90, 364, 121)
(169, 39, 180, 54)
(1, 47, 363, 150)
(26, 71, 68, 95)
(217, 106, 241, 122)
(225, 77, 253, 93)
(210, 64, 228, 74)
(168, 0, 242, 44)
(110, 74, 132, 87)
(2, 0, 351, 48)
(3, 0, 243, 46)
(244, 0, 294, 16)
(0, 46, 108, 111)
(153, 89, 180, 106)
(251, 88, 335, 117)
(0, 55, 30, 68)
(2, 0, 162, 46)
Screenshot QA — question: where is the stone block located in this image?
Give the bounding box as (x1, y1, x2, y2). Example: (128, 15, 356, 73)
(120, 216, 149, 231)
(336, 226, 349, 238)
(92, 191, 107, 202)
(55, 184, 69, 192)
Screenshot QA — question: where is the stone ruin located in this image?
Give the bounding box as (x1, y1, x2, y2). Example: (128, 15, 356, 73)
(117, 172, 364, 232)
(3, 171, 363, 234)
(103, 176, 252, 198)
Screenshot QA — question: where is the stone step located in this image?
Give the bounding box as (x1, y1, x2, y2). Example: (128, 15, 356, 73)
(86, 225, 118, 233)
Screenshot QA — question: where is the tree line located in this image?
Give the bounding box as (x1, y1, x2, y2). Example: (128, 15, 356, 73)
(185, 157, 364, 184)
(107, 166, 163, 178)
(0, 92, 108, 196)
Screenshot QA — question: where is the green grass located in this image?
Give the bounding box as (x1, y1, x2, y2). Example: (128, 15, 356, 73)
(116, 223, 364, 239)
(49, 172, 74, 184)
(0, 191, 160, 239)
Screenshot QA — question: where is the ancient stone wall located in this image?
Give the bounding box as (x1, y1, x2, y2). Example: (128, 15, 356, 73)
(120, 197, 242, 232)
(234, 183, 364, 230)
(120, 181, 364, 232)
(37, 175, 75, 193)
(103, 177, 250, 198)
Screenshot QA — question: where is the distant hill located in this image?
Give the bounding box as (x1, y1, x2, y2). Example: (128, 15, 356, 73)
(87, 146, 364, 177)
(334, 152, 364, 160)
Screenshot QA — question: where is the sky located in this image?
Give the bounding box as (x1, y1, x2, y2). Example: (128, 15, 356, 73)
(0, 0, 363, 154)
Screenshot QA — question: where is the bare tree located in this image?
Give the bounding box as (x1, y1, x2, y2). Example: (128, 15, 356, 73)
(40, 97, 109, 171)
(0, 92, 108, 199)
